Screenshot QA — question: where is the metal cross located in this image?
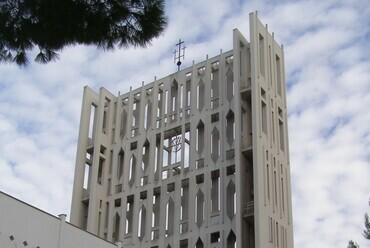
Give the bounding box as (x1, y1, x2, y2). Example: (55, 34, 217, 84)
(173, 39, 186, 71)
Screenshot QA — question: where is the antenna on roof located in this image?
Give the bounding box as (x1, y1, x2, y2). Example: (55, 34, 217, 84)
(173, 39, 186, 72)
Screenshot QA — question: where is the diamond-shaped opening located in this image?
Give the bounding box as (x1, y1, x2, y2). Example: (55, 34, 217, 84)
(227, 230, 236, 248)
(195, 238, 204, 248)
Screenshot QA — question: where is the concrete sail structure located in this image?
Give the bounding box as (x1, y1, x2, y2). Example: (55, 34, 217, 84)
(70, 12, 294, 248)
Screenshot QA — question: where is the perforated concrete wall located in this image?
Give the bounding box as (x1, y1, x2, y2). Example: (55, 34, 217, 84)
(70, 12, 294, 248)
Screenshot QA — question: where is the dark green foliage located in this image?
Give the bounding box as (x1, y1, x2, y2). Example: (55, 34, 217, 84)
(347, 240, 359, 248)
(0, 0, 167, 66)
(364, 199, 370, 239)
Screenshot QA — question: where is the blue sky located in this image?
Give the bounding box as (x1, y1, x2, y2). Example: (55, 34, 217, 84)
(0, 0, 369, 247)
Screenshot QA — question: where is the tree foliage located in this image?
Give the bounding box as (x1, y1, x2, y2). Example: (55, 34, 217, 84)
(0, 0, 167, 66)
(364, 199, 370, 239)
(347, 240, 359, 248)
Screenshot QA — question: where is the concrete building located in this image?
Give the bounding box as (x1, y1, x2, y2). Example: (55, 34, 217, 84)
(70, 12, 294, 248)
(0, 191, 120, 248)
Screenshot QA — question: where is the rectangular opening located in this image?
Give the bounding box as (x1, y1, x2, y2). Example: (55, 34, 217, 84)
(167, 182, 175, 192)
(184, 126, 190, 169)
(162, 169, 169, 180)
(115, 184, 122, 194)
(97, 157, 104, 185)
(173, 164, 181, 176)
(152, 187, 161, 228)
(88, 104, 97, 139)
(100, 145, 106, 154)
(181, 179, 189, 221)
(226, 149, 235, 160)
(267, 164, 270, 202)
(195, 158, 204, 170)
(279, 120, 285, 151)
(211, 112, 219, 123)
(125, 195, 134, 234)
(276, 54, 282, 96)
(130, 141, 137, 150)
(180, 239, 188, 248)
(114, 198, 121, 207)
(211, 170, 220, 212)
(196, 174, 204, 184)
(226, 164, 235, 175)
(140, 176, 148, 186)
(278, 107, 283, 118)
(102, 109, 107, 134)
(165, 90, 168, 114)
(140, 191, 147, 200)
(261, 100, 267, 134)
(117, 150, 124, 180)
(179, 222, 188, 234)
(210, 231, 220, 243)
(83, 163, 90, 189)
(259, 33, 265, 76)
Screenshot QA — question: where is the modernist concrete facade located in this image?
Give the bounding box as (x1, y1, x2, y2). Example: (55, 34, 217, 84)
(70, 12, 294, 248)
(0, 191, 120, 248)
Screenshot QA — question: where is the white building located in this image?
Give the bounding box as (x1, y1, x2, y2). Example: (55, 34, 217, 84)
(0, 191, 120, 248)
(70, 12, 294, 248)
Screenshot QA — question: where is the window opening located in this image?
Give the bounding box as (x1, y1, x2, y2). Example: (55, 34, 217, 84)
(144, 100, 152, 130)
(117, 150, 124, 180)
(227, 230, 236, 248)
(120, 109, 127, 139)
(181, 179, 189, 221)
(226, 110, 235, 145)
(196, 80, 205, 111)
(112, 213, 120, 242)
(276, 54, 282, 96)
(186, 80, 191, 108)
(184, 125, 190, 169)
(226, 180, 236, 219)
(88, 104, 97, 139)
(210, 232, 220, 243)
(125, 195, 134, 234)
(259, 34, 265, 76)
(83, 163, 90, 189)
(195, 238, 204, 248)
(262, 101, 267, 135)
(211, 127, 220, 162)
(196, 120, 204, 153)
(165, 198, 174, 236)
(195, 189, 204, 227)
(97, 157, 104, 185)
(196, 174, 204, 184)
(211, 170, 220, 212)
(165, 90, 168, 114)
(279, 120, 285, 151)
(163, 127, 182, 165)
(226, 165, 235, 175)
(152, 187, 161, 228)
(129, 155, 136, 186)
(138, 206, 146, 239)
(226, 68, 234, 101)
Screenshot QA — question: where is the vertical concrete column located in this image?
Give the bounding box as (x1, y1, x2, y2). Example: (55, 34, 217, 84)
(58, 214, 67, 248)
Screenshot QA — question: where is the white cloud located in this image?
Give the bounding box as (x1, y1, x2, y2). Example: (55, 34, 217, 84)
(0, 0, 369, 247)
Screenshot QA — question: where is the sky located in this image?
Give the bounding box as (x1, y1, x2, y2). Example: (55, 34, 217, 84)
(0, 0, 369, 247)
